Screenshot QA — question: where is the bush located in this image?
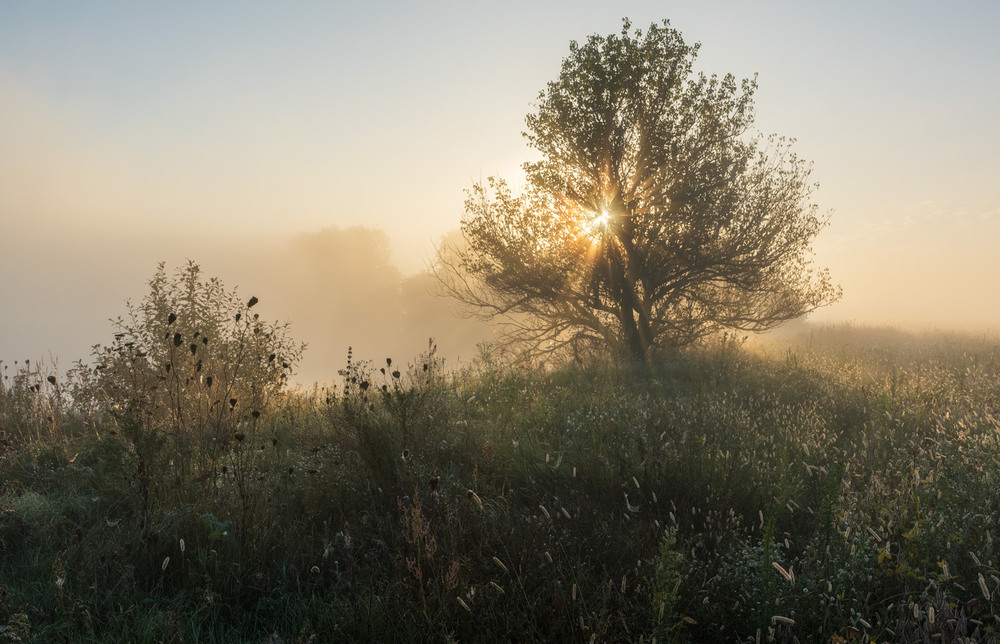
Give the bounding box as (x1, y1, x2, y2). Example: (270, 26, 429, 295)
(70, 261, 304, 526)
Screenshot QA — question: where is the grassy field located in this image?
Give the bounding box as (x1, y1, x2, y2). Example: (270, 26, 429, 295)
(2, 326, 1000, 642)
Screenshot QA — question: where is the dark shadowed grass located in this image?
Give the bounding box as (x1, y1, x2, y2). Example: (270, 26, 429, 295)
(3, 327, 1000, 641)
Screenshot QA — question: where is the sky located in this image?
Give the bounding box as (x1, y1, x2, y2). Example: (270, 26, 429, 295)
(2, 1, 999, 382)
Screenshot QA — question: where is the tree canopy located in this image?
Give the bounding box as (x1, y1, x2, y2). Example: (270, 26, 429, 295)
(437, 19, 839, 362)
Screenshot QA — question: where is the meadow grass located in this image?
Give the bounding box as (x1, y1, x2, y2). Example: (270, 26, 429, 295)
(2, 326, 1000, 642)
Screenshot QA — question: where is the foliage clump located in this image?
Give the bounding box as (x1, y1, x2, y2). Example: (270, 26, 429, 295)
(78, 261, 303, 447)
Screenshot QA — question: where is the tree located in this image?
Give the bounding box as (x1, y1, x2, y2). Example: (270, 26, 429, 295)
(436, 19, 839, 362)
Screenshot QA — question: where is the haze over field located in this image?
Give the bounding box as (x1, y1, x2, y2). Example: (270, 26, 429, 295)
(2, 1, 999, 383)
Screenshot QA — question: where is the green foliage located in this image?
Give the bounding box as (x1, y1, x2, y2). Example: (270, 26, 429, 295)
(651, 528, 684, 637)
(5, 325, 1000, 641)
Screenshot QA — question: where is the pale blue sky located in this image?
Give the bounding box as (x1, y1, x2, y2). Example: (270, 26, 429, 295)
(2, 1, 999, 370)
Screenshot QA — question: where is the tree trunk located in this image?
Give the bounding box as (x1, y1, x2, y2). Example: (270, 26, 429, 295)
(608, 244, 648, 363)
(620, 306, 647, 363)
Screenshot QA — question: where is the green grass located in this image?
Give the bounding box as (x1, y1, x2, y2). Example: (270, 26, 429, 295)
(3, 326, 1000, 642)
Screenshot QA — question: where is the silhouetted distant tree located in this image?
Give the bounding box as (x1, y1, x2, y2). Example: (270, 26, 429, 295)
(437, 19, 839, 362)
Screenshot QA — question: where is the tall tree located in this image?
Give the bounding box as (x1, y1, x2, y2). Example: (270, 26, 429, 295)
(437, 19, 839, 362)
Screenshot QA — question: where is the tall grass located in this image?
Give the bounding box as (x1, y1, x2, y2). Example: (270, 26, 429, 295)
(2, 325, 1000, 641)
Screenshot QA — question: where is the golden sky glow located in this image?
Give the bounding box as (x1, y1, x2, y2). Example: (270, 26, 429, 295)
(1, 1, 999, 379)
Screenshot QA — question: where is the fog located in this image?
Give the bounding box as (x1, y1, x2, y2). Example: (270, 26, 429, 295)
(3, 2, 1000, 382)
(0, 222, 496, 385)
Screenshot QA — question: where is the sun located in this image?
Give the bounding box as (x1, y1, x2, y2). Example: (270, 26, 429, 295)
(583, 210, 610, 241)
